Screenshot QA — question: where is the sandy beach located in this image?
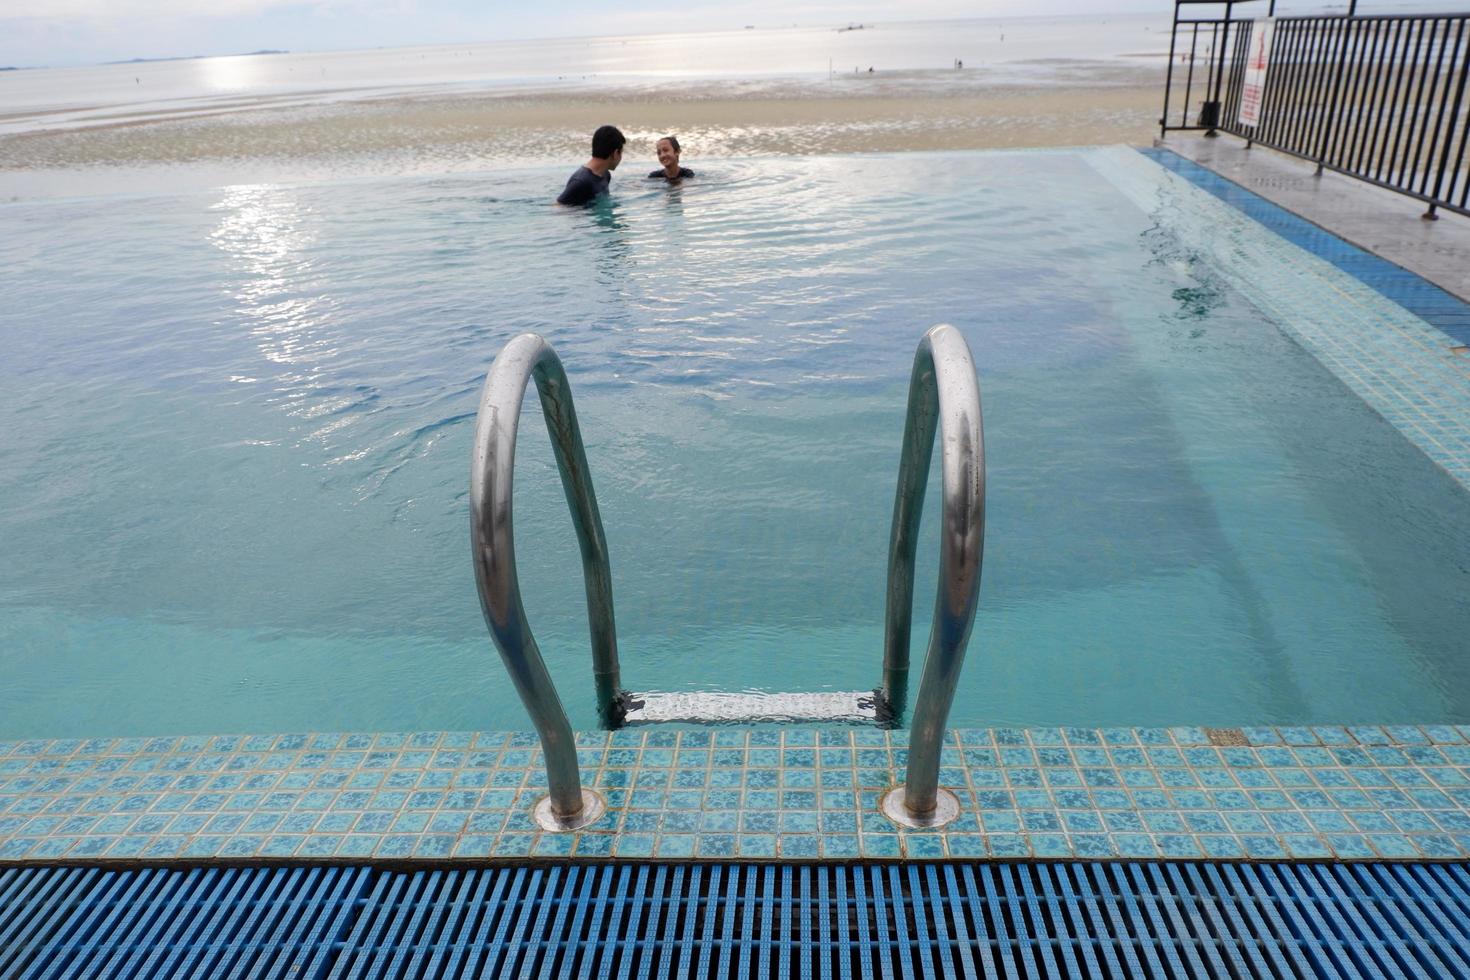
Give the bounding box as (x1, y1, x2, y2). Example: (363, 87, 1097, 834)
(0, 63, 1163, 198)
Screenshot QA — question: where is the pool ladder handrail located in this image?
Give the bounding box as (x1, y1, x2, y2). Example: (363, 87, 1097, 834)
(877, 324, 986, 825)
(470, 333, 621, 830)
(471, 325, 985, 829)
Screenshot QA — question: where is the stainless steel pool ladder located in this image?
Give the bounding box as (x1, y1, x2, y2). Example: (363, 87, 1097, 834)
(470, 325, 985, 829)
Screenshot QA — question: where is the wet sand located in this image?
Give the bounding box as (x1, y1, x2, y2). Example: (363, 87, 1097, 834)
(0, 65, 1164, 198)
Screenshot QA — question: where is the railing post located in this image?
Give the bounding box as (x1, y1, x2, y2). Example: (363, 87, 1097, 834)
(1425, 20, 1469, 215)
(1205, 1, 1235, 136)
(879, 325, 985, 829)
(471, 333, 622, 831)
(1162, 1, 1182, 138)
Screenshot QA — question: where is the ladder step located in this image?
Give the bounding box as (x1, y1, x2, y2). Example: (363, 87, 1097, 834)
(622, 690, 883, 726)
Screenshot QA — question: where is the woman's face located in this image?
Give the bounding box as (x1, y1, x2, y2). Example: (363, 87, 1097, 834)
(656, 139, 679, 169)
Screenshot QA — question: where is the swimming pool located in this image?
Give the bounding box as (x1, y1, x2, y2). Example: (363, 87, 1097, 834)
(2, 147, 1467, 738)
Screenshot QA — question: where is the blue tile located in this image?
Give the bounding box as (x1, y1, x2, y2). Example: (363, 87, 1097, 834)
(1112, 834, 1157, 858)
(1240, 836, 1287, 859)
(746, 834, 782, 858)
(905, 834, 946, 859)
(1029, 835, 1071, 858)
(864, 835, 901, 858)
(1156, 835, 1202, 858)
(822, 835, 861, 858)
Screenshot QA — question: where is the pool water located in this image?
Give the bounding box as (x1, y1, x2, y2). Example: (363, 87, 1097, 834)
(2, 148, 1468, 737)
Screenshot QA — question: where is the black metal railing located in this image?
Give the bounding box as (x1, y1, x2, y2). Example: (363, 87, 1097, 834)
(1161, 1, 1470, 219)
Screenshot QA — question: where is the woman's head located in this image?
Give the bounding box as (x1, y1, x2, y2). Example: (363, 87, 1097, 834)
(656, 136, 681, 169)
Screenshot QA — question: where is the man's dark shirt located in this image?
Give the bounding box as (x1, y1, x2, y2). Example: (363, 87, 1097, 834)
(648, 167, 695, 181)
(557, 166, 611, 206)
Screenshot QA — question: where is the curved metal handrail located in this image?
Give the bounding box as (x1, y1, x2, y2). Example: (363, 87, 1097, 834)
(879, 324, 986, 822)
(471, 333, 622, 826)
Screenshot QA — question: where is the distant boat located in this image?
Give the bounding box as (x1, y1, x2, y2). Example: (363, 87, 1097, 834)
(837, 24, 871, 33)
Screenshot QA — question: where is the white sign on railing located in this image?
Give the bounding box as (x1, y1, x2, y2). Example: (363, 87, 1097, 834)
(1239, 18, 1274, 128)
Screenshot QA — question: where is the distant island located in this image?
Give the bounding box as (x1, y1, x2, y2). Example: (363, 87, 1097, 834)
(104, 50, 287, 65)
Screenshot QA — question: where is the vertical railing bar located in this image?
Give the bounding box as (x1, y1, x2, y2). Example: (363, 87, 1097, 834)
(1183, 24, 1202, 128)
(1426, 19, 1469, 202)
(1389, 18, 1430, 185)
(1413, 18, 1457, 195)
(1362, 16, 1397, 179)
(1352, 18, 1387, 174)
(1322, 16, 1353, 163)
(1225, 21, 1252, 129)
(471, 332, 623, 825)
(1383, 17, 1423, 183)
(1162, 6, 1181, 136)
(1334, 17, 1374, 166)
(1207, 5, 1234, 134)
(1311, 17, 1346, 161)
(1375, 15, 1411, 182)
(1260, 18, 1291, 147)
(1294, 18, 1326, 157)
(1268, 18, 1306, 148)
(1457, 67, 1470, 208)
(1403, 19, 1444, 186)
(1319, 17, 1355, 160)
(1347, 15, 1378, 162)
(1287, 17, 1323, 157)
(1254, 17, 1280, 143)
(1220, 21, 1239, 129)
(1289, 17, 1320, 152)
(1208, 21, 1221, 129)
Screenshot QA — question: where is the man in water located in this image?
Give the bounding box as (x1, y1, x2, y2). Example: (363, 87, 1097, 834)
(647, 136, 694, 182)
(556, 125, 625, 206)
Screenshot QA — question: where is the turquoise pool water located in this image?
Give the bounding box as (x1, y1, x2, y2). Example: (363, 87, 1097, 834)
(2, 149, 1468, 737)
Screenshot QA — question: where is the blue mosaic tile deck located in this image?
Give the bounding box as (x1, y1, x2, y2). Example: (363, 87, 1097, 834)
(6, 726, 1470, 863)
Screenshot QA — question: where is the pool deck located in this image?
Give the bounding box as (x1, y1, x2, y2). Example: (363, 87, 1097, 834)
(6, 725, 1470, 864)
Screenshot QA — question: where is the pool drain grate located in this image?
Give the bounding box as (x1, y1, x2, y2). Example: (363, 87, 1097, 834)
(3, 860, 1469, 978)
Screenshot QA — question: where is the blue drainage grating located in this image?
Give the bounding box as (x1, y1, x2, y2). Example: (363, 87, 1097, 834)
(4, 861, 1470, 978)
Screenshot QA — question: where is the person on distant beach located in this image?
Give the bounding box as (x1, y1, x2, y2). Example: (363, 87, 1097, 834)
(556, 125, 625, 206)
(647, 136, 694, 182)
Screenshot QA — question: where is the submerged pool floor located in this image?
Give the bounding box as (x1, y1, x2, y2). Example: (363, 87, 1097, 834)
(4, 146, 1470, 736)
(5, 725, 1470, 864)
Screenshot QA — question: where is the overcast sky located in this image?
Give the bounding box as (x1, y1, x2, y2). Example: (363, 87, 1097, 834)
(1, 0, 1450, 68)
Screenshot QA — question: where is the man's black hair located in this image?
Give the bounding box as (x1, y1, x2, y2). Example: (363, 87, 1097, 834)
(660, 135, 680, 153)
(591, 125, 626, 160)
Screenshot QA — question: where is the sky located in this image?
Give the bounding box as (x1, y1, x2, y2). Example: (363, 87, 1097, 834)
(2, 0, 1172, 66)
(1, 0, 1455, 68)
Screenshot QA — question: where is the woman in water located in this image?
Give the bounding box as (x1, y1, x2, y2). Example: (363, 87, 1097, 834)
(648, 136, 695, 182)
